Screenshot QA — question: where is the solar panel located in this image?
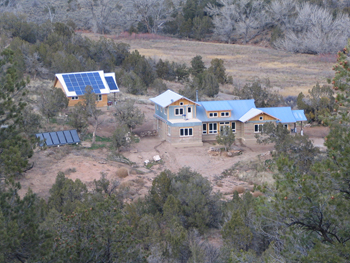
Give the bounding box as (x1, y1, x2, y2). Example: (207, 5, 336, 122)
(63, 130, 74, 143)
(43, 133, 53, 146)
(36, 133, 45, 147)
(36, 130, 80, 147)
(56, 131, 67, 144)
(50, 132, 60, 145)
(105, 76, 119, 91)
(70, 130, 80, 143)
(62, 72, 105, 95)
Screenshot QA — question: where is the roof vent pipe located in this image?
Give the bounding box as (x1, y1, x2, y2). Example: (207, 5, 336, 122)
(196, 90, 198, 102)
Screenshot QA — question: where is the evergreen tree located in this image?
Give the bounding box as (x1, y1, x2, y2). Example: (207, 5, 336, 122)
(0, 49, 34, 182)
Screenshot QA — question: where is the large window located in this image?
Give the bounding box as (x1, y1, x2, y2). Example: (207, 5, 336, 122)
(254, 124, 263, 133)
(180, 128, 193, 137)
(209, 123, 217, 134)
(232, 122, 236, 133)
(175, 108, 184, 116)
(209, 112, 218, 118)
(203, 123, 207, 134)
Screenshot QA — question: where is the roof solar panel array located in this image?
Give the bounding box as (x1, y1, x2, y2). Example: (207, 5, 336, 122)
(62, 72, 105, 95)
(105, 76, 119, 91)
(36, 130, 80, 147)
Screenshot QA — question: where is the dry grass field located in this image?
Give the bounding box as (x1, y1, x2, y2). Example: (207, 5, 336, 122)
(82, 32, 336, 97)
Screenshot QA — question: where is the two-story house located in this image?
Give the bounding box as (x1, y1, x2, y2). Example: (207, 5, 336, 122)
(150, 90, 307, 147)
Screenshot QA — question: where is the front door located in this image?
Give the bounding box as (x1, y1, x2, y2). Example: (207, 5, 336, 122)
(187, 107, 192, 119)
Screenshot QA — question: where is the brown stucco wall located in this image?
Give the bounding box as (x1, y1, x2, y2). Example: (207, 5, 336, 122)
(167, 125, 202, 145)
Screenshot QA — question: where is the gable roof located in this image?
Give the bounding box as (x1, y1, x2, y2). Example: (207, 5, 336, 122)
(258, 107, 296, 123)
(239, 108, 264, 122)
(55, 70, 119, 97)
(150, 90, 199, 107)
(292, 110, 307, 121)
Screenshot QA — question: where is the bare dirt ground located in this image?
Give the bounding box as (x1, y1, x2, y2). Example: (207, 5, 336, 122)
(19, 102, 328, 201)
(18, 34, 333, 199)
(82, 32, 335, 96)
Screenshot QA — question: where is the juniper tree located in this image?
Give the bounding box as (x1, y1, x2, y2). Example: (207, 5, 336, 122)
(0, 48, 34, 182)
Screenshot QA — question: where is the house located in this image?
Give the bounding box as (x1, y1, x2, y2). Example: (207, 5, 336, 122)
(54, 70, 119, 107)
(150, 90, 307, 147)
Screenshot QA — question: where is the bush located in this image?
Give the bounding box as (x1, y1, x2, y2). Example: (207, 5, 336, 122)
(148, 168, 223, 232)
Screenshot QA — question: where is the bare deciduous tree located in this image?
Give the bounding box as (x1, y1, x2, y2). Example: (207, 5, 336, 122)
(207, 0, 270, 44)
(125, 0, 182, 34)
(274, 3, 350, 54)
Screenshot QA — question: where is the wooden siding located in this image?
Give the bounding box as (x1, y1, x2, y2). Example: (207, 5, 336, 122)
(249, 113, 277, 121)
(206, 110, 231, 118)
(170, 98, 196, 106)
(54, 79, 108, 107)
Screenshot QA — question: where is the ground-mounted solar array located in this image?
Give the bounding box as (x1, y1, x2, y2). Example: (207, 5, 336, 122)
(105, 76, 119, 91)
(62, 72, 105, 95)
(36, 130, 80, 147)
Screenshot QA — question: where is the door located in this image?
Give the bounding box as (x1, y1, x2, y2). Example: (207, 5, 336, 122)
(187, 107, 192, 119)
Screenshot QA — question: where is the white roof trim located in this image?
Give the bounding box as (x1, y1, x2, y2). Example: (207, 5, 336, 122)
(55, 70, 111, 97)
(150, 90, 199, 108)
(239, 108, 263, 123)
(104, 72, 119, 93)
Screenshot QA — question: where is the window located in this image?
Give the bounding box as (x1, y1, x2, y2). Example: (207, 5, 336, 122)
(180, 128, 193, 137)
(180, 102, 184, 105)
(175, 108, 184, 116)
(96, 94, 102, 101)
(284, 124, 288, 129)
(254, 124, 263, 133)
(220, 112, 230, 117)
(203, 123, 207, 134)
(259, 116, 263, 121)
(168, 126, 171, 136)
(71, 96, 79, 100)
(209, 112, 218, 118)
(232, 122, 236, 132)
(209, 123, 217, 134)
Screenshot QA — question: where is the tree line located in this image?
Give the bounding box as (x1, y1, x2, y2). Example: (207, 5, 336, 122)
(2, 0, 350, 53)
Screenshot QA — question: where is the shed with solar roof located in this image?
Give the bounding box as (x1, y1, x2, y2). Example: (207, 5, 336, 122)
(54, 70, 119, 107)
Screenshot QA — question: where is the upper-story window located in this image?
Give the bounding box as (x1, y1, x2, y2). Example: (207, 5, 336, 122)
(175, 108, 184, 116)
(209, 112, 218, 118)
(96, 94, 102, 101)
(71, 96, 79, 100)
(221, 112, 230, 117)
(180, 102, 184, 105)
(259, 116, 263, 121)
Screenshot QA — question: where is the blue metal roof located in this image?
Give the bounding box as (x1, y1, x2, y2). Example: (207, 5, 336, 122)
(197, 99, 256, 122)
(292, 110, 307, 121)
(258, 107, 296, 123)
(150, 90, 199, 108)
(200, 101, 232, 111)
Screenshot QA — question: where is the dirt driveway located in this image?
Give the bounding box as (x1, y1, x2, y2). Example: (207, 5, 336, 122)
(18, 103, 328, 200)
